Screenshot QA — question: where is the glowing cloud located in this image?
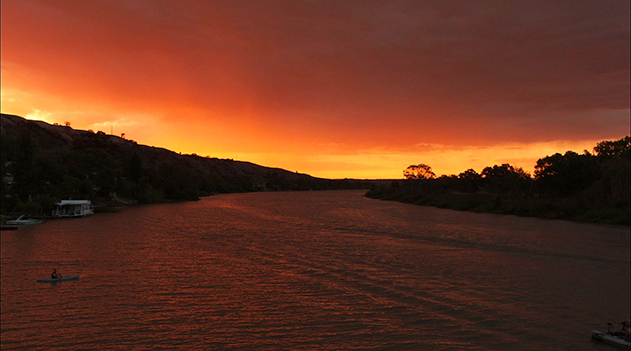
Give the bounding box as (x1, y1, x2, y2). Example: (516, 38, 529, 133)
(2, 0, 629, 178)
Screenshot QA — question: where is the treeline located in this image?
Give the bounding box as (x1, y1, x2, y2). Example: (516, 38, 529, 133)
(0, 114, 364, 217)
(366, 137, 630, 225)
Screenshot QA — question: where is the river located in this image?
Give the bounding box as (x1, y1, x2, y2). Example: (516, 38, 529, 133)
(1, 190, 629, 350)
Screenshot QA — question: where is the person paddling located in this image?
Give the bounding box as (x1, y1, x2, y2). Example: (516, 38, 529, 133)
(51, 269, 63, 279)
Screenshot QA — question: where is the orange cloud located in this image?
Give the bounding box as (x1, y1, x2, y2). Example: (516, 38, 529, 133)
(2, 0, 629, 179)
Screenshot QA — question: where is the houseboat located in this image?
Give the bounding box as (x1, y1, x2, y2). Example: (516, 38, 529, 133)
(52, 200, 94, 218)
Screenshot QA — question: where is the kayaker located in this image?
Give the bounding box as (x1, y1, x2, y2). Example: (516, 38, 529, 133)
(51, 269, 63, 279)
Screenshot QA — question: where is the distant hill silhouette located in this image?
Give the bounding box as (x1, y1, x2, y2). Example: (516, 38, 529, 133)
(1, 113, 366, 214)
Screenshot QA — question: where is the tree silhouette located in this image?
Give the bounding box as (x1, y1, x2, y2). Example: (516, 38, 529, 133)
(481, 163, 531, 195)
(457, 168, 482, 193)
(534, 151, 599, 197)
(594, 136, 630, 158)
(458, 168, 481, 180)
(403, 164, 436, 180)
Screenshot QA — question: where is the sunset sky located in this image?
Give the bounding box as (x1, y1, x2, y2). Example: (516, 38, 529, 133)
(2, 0, 629, 179)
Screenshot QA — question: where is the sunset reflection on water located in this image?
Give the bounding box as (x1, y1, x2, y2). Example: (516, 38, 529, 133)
(1, 190, 629, 350)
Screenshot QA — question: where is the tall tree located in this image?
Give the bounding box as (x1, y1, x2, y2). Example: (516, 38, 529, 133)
(457, 168, 482, 193)
(481, 163, 531, 195)
(594, 136, 630, 158)
(403, 164, 436, 180)
(534, 151, 599, 197)
(593, 137, 630, 200)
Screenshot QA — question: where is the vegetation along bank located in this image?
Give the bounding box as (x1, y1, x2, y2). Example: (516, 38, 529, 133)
(366, 137, 630, 226)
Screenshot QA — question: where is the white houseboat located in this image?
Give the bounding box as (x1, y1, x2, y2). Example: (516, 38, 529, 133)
(52, 200, 94, 218)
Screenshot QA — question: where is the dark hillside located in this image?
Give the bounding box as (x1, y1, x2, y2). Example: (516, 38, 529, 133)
(1, 113, 363, 215)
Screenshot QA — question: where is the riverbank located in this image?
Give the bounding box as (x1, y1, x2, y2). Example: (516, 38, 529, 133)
(365, 188, 630, 226)
(1, 113, 370, 218)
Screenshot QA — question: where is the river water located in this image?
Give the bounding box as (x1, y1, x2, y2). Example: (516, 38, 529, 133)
(1, 190, 629, 350)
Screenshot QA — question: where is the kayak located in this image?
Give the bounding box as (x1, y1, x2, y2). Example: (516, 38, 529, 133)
(592, 330, 631, 349)
(37, 275, 80, 283)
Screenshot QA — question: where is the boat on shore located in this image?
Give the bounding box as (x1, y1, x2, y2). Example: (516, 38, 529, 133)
(6, 215, 44, 225)
(52, 200, 94, 218)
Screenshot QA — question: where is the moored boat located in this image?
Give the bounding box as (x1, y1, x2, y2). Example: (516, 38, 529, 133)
(52, 200, 94, 218)
(6, 215, 44, 225)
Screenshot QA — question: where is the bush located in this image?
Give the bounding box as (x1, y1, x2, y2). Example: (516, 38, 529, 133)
(14, 201, 42, 216)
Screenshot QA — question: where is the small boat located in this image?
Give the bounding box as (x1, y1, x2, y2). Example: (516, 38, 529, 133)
(592, 330, 631, 349)
(6, 215, 44, 225)
(37, 275, 80, 283)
